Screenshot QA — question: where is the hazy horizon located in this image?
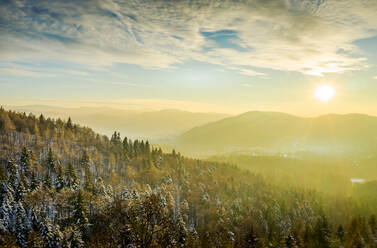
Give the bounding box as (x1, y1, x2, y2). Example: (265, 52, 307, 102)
(3, 102, 377, 118)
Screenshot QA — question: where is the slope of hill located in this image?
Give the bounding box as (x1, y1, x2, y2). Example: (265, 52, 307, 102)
(176, 111, 377, 156)
(3, 105, 229, 140)
(1, 108, 376, 247)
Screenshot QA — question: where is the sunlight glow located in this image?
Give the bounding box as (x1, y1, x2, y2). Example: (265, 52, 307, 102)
(315, 85, 335, 102)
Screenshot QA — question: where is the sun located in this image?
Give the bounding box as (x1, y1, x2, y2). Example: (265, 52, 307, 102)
(315, 85, 335, 102)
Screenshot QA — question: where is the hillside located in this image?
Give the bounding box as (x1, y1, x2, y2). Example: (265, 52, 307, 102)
(4, 105, 229, 140)
(0, 108, 376, 247)
(176, 111, 377, 156)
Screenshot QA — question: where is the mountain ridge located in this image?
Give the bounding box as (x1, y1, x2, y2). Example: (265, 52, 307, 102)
(2, 105, 230, 140)
(176, 111, 377, 156)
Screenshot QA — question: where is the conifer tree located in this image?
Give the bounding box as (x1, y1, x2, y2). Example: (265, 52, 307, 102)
(39, 216, 63, 248)
(145, 140, 151, 155)
(15, 203, 30, 248)
(73, 190, 88, 233)
(84, 168, 94, 193)
(314, 215, 332, 248)
(122, 136, 129, 152)
(66, 117, 73, 130)
(46, 148, 56, 173)
(55, 165, 65, 192)
(7, 160, 18, 190)
(38, 114, 45, 125)
(20, 174, 29, 191)
(66, 163, 79, 191)
(30, 170, 39, 191)
(80, 151, 90, 170)
(20, 147, 32, 175)
(15, 178, 26, 202)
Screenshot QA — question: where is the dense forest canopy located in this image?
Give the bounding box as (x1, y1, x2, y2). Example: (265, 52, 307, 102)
(0, 107, 376, 247)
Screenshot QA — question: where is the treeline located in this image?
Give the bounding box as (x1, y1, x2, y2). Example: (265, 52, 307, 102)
(0, 108, 376, 247)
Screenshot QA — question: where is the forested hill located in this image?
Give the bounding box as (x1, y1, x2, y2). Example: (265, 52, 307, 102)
(176, 111, 377, 156)
(0, 107, 376, 247)
(3, 105, 229, 139)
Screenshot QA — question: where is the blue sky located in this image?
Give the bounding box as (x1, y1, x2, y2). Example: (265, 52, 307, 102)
(0, 0, 377, 115)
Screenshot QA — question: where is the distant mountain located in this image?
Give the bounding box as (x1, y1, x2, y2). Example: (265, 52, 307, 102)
(3, 105, 229, 140)
(176, 111, 377, 156)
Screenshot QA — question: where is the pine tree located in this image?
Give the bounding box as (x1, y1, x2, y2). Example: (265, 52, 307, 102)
(15, 179, 26, 202)
(7, 160, 18, 190)
(314, 215, 332, 248)
(66, 117, 73, 130)
(110, 131, 122, 149)
(80, 151, 90, 170)
(39, 216, 63, 248)
(30, 170, 40, 191)
(55, 165, 65, 192)
(20, 174, 29, 191)
(66, 163, 79, 191)
(15, 202, 30, 248)
(20, 147, 32, 175)
(128, 139, 134, 158)
(122, 136, 129, 151)
(95, 177, 107, 196)
(46, 148, 56, 173)
(84, 168, 94, 193)
(145, 140, 151, 155)
(38, 114, 45, 125)
(73, 190, 88, 233)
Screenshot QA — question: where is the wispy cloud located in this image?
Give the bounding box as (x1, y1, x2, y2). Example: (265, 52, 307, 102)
(85, 78, 150, 87)
(242, 83, 253, 88)
(1, 0, 376, 77)
(0, 68, 57, 77)
(0, 62, 91, 77)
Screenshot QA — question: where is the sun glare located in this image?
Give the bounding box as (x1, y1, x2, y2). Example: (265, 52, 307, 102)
(315, 85, 335, 102)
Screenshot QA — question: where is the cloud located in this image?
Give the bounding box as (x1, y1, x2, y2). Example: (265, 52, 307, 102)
(0, 68, 57, 77)
(0, 64, 89, 77)
(84, 78, 150, 87)
(1, 0, 377, 77)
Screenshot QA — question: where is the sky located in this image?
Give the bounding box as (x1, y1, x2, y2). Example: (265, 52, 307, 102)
(0, 0, 377, 116)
